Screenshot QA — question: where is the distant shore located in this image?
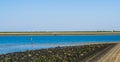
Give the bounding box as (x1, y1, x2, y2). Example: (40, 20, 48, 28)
(0, 31, 120, 36)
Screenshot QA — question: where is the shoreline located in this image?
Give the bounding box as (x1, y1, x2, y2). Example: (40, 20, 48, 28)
(0, 31, 120, 36)
(0, 42, 119, 55)
(0, 43, 117, 62)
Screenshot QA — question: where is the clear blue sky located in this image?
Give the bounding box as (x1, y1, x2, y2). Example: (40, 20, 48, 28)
(0, 0, 120, 31)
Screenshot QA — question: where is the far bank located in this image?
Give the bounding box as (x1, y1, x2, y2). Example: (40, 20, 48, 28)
(0, 31, 120, 36)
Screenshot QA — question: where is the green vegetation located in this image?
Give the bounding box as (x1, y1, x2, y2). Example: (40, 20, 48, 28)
(0, 43, 116, 62)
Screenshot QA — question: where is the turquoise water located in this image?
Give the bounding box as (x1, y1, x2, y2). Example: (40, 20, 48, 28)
(0, 35, 120, 54)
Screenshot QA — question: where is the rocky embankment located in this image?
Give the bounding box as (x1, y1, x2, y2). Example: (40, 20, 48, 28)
(0, 43, 116, 62)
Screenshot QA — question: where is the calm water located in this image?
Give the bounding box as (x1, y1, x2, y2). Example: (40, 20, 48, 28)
(0, 35, 120, 54)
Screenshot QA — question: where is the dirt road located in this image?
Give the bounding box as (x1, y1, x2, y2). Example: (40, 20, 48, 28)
(96, 43, 120, 62)
(84, 43, 120, 62)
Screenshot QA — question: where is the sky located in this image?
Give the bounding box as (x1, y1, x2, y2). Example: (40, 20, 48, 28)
(0, 0, 120, 31)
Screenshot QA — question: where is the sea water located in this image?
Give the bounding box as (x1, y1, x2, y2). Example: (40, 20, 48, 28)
(0, 35, 120, 54)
